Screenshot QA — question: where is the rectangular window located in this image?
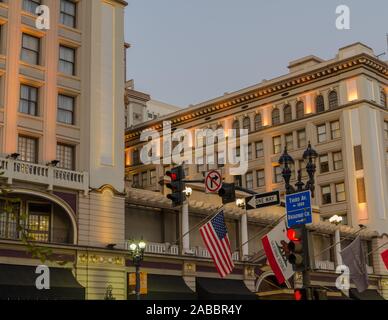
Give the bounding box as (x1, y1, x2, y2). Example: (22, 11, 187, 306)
(357, 178, 366, 204)
(319, 154, 329, 173)
(60, 0, 76, 28)
(18, 136, 38, 163)
(256, 169, 265, 187)
(0, 201, 21, 240)
(255, 141, 264, 158)
(354, 145, 363, 171)
(335, 183, 346, 202)
(57, 94, 74, 125)
(132, 174, 139, 187)
(317, 124, 327, 143)
(321, 185, 332, 204)
(246, 172, 253, 189)
(56, 144, 74, 170)
(217, 150, 225, 167)
(299, 160, 307, 178)
(273, 136, 281, 154)
(150, 170, 156, 186)
(19, 84, 38, 116)
(247, 143, 252, 160)
(274, 166, 282, 183)
(141, 172, 148, 187)
(333, 151, 343, 171)
(330, 121, 341, 139)
(289, 162, 295, 180)
(384, 122, 388, 139)
(59, 45, 75, 75)
(21, 33, 40, 65)
(285, 133, 293, 151)
(27, 203, 51, 243)
(23, 0, 41, 14)
(297, 129, 306, 148)
(234, 175, 242, 187)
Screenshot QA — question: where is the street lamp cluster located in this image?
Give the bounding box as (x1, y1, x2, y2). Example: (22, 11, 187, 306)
(128, 240, 146, 299)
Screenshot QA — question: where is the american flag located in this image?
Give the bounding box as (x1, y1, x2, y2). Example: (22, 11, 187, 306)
(199, 210, 235, 278)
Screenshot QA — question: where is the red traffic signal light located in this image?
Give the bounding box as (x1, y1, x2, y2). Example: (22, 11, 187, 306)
(287, 228, 300, 242)
(166, 171, 177, 181)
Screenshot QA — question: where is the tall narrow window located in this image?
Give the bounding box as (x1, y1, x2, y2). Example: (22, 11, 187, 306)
(381, 89, 387, 108)
(335, 183, 346, 202)
(254, 113, 262, 131)
(285, 133, 293, 151)
(255, 141, 264, 158)
(20, 84, 38, 116)
(297, 129, 306, 148)
(273, 136, 281, 154)
(59, 45, 75, 75)
(232, 120, 240, 138)
(354, 145, 363, 171)
(272, 108, 280, 125)
(296, 101, 305, 119)
(18, 136, 38, 163)
(330, 121, 341, 139)
(333, 151, 343, 171)
(60, 0, 76, 28)
(234, 175, 242, 187)
(357, 178, 366, 204)
(274, 166, 282, 183)
(246, 172, 253, 189)
(23, 0, 41, 14)
(384, 121, 388, 139)
(316, 95, 325, 113)
(283, 104, 292, 122)
(321, 185, 332, 204)
(242, 116, 251, 133)
(21, 34, 40, 65)
(319, 154, 329, 173)
(317, 124, 327, 143)
(57, 94, 75, 125)
(56, 144, 75, 170)
(328, 90, 338, 109)
(256, 169, 265, 187)
(27, 203, 51, 243)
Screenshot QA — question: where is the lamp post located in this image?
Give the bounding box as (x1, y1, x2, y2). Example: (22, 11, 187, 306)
(279, 141, 318, 299)
(182, 187, 192, 254)
(128, 240, 146, 300)
(329, 215, 343, 266)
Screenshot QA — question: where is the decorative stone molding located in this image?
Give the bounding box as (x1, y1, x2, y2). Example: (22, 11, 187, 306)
(78, 254, 125, 266)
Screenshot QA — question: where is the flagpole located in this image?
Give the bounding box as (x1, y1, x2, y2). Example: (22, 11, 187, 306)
(313, 226, 366, 259)
(171, 205, 223, 246)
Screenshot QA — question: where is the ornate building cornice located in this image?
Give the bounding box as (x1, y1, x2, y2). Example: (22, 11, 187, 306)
(125, 53, 388, 143)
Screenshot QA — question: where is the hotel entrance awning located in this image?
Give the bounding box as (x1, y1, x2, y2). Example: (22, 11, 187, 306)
(0, 264, 85, 300)
(196, 277, 257, 300)
(141, 274, 196, 300)
(349, 288, 385, 300)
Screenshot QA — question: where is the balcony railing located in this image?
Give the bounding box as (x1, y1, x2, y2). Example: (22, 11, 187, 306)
(315, 259, 335, 271)
(0, 157, 88, 194)
(124, 241, 240, 261)
(0, 221, 73, 244)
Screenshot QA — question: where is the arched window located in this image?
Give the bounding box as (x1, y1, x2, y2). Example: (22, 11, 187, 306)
(243, 116, 251, 133)
(254, 113, 262, 131)
(296, 101, 305, 119)
(283, 104, 292, 122)
(316, 95, 325, 113)
(272, 108, 280, 125)
(232, 119, 240, 138)
(381, 89, 387, 108)
(328, 90, 338, 109)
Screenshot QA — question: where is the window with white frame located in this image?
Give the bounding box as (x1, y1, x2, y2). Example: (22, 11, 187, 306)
(335, 182, 346, 202)
(56, 143, 74, 170)
(333, 152, 343, 171)
(59, 45, 75, 75)
(273, 136, 281, 154)
(297, 129, 306, 148)
(18, 136, 38, 163)
(321, 185, 332, 204)
(285, 133, 293, 151)
(60, 0, 77, 28)
(274, 166, 282, 183)
(256, 169, 265, 187)
(21, 33, 40, 65)
(255, 141, 264, 158)
(57, 94, 75, 125)
(330, 121, 341, 139)
(317, 124, 327, 143)
(246, 172, 253, 189)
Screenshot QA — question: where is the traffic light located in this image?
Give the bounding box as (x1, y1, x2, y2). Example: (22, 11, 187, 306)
(218, 183, 236, 204)
(294, 288, 307, 301)
(286, 226, 305, 271)
(166, 166, 186, 207)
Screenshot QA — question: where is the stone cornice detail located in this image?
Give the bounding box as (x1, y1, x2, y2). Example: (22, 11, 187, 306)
(125, 53, 388, 142)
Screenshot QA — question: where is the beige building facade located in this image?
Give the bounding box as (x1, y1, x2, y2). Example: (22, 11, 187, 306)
(0, 0, 130, 300)
(125, 43, 388, 299)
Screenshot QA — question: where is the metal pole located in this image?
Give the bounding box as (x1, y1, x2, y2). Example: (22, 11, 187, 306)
(181, 200, 190, 254)
(334, 228, 342, 266)
(135, 262, 140, 300)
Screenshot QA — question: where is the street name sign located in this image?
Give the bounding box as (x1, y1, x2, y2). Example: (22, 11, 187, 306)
(246, 191, 280, 210)
(285, 190, 312, 228)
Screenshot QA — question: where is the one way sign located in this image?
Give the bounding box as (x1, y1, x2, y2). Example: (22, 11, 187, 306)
(246, 191, 280, 210)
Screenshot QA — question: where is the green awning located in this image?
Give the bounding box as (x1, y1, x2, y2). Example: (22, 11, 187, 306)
(139, 274, 196, 300)
(349, 288, 385, 300)
(196, 277, 257, 300)
(0, 264, 85, 300)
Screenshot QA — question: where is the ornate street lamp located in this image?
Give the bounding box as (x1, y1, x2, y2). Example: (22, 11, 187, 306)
(303, 142, 318, 198)
(128, 239, 146, 300)
(278, 146, 295, 194)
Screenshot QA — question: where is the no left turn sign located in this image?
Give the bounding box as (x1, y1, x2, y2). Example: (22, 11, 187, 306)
(205, 170, 222, 193)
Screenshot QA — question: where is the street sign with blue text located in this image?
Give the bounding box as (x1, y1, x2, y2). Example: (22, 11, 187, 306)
(285, 190, 312, 228)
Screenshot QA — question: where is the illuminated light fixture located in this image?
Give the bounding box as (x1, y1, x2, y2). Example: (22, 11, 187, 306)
(329, 215, 343, 225)
(138, 241, 146, 250)
(184, 187, 193, 197)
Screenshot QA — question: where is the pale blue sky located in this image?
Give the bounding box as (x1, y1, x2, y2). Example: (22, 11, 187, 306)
(124, 0, 388, 107)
